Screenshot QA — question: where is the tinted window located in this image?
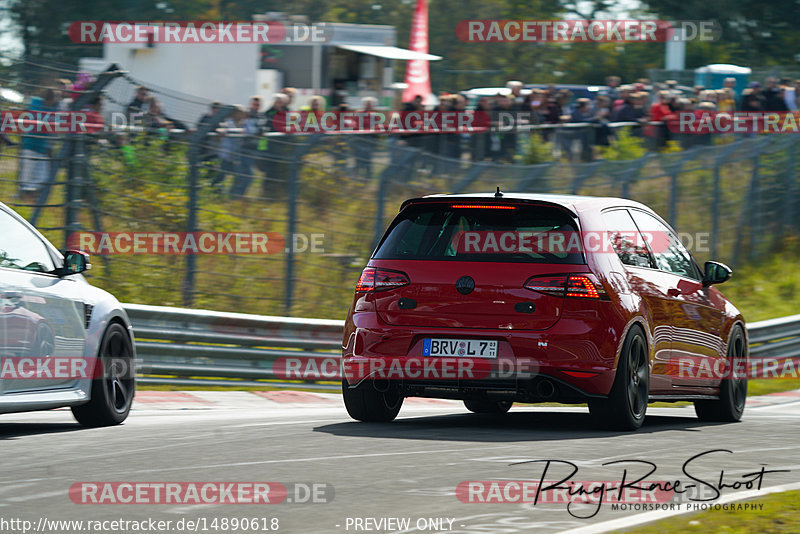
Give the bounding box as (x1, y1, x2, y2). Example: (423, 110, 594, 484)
(629, 210, 699, 280)
(0, 210, 55, 273)
(375, 203, 584, 264)
(601, 209, 654, 268)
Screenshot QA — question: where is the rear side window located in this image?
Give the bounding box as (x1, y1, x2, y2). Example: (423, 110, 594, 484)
(374, 203, 584, 264)
(601, 209, 654, 268)
(629, 210, 701, 280)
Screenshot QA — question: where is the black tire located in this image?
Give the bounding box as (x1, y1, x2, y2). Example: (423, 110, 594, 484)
(694, 326, 747, 422)
(589, 325, 649, 430)
(342, 379, 403, 422)
(464, 399, 512, 414)
(72, 322, 135, 427)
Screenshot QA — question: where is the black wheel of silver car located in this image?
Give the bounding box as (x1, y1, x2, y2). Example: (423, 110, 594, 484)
(589, 326, 649, 430)
(342, 379, 403, 422)
(72, 323, 135, 427)
(694, 326, 747, 422)
(464, 399, 512, 414)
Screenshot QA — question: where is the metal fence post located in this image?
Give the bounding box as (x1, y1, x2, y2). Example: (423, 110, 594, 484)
(711, 164, 721, 259)
(284, 143, 300, 315)
(82, 134, 111, 276)
(183, 141, 200, 308)
(710, 142, 741, 260)
(669, 169, 679, 228)
(732, 147, 762, 267)
(283, 135, 322, 315)
(182, 106, 234, 307)
(372, 147, 419, 248)
(749, 153, 761, 262)
(373, 166, 388, 249)
(63, 136, 81, 247)
(784, 140, 796, 236)
(665, 150, 696, 229)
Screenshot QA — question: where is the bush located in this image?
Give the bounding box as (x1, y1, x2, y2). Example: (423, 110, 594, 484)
(519, 133, 554, 165)
(599, 127, 647, 160)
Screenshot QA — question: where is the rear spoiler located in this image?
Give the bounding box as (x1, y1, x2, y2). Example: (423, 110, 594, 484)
(398, 196, 579, 218)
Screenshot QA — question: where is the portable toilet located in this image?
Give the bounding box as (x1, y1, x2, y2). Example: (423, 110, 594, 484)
(694, 64, 751, 95)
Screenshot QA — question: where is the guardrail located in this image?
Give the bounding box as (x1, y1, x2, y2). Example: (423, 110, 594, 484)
(747, 313, 800, 361)
(127, 303, 344, 389)
(127, 303, 800, 388)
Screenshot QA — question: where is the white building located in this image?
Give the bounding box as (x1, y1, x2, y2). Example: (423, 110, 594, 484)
(80, 20, 440, 126)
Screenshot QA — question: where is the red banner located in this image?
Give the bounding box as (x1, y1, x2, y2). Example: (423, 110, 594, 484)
(401, 0, 433, 105)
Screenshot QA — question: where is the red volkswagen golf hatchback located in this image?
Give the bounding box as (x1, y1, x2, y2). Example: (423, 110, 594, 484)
(342, 192, 747, 430)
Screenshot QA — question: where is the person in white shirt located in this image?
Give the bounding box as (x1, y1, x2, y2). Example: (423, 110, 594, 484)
(784, 79, 799, 111)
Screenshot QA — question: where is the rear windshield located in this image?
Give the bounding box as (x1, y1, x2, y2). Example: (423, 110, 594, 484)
(374, 202, 584, 263)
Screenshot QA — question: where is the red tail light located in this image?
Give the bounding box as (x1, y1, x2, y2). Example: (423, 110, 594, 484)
(523, 275, 568, 297)
(355, 268, 375, 292)
(355, 267, 410, 292)
(566, 275, 600, 298)
(524, 274, 607, 299)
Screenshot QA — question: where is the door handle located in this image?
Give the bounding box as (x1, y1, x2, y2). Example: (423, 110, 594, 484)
(667, 288, 682, 297)
(2, 291, 22, 299)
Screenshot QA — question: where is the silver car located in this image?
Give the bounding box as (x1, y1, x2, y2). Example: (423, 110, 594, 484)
(0, 201, 135, 426)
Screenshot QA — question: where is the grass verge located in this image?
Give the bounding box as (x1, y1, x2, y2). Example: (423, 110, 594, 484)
(624, 489, 800, 533)
(723, 242, 800, 323)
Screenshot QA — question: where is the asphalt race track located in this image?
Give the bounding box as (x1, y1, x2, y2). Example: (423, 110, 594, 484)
(2, 390, 800, 534)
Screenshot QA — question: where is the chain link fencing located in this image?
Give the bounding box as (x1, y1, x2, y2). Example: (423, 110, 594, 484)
(1, 58, 798, 319)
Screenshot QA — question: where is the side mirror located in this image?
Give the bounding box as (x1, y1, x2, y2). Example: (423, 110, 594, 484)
(703, 261, 732, 287)
(52, 250, 91, 277)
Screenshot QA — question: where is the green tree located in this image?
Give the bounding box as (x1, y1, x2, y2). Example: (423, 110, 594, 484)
(640, 0, 800, 67)
(8, 0, 215, 63)
(10, 0, 794, 94)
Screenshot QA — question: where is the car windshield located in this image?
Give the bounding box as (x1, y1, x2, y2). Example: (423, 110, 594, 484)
(374, 202, 584, 263)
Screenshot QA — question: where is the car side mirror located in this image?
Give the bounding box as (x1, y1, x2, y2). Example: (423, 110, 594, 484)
(53, 250, 91, 277)
(703, 261, 732, 287)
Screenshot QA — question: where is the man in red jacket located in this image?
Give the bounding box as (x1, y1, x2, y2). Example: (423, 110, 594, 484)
(645, 90, 675, 147)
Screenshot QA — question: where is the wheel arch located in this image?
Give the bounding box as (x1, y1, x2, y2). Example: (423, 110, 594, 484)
(613, 316, 651, 371)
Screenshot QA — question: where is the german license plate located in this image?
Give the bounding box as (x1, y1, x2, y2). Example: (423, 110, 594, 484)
(422, 339, 497, 358)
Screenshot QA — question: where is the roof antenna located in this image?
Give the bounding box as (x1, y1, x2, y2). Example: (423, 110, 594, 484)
(495, 186, 503, 198)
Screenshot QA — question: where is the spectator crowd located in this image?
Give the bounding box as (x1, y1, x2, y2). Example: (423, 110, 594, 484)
(8, 71, 800, 198)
